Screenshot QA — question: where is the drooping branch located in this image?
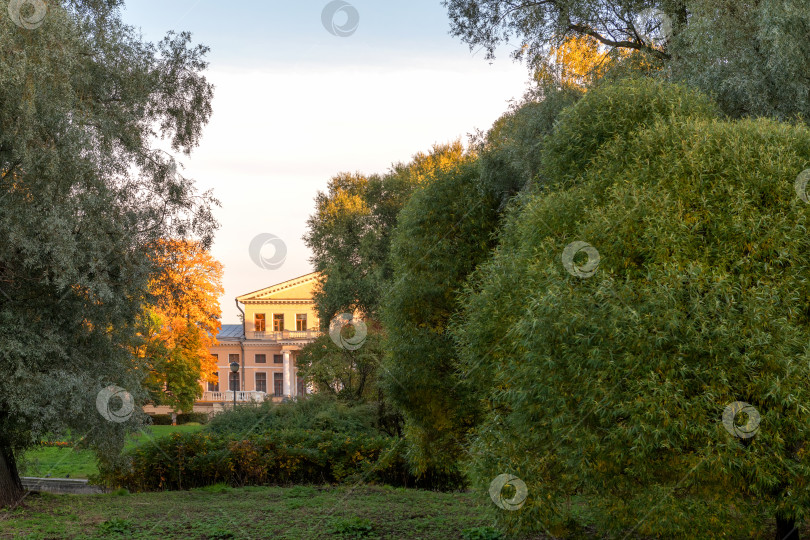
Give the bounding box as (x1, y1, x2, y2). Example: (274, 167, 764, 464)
(567, 21, 671, 60)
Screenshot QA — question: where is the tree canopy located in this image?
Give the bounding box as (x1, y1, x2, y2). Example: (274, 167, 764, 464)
(381, 155, 499, 486)
(140, 240, 223, 412)
(443, 0, 810, 120)
(304, 142, 467, 322)
(454, 79, 810, 538)
(0, 1, 216, 506)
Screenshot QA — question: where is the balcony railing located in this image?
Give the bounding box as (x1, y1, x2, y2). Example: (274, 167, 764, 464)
(203, 391, 267, 403)
(249, 329, 321, 341)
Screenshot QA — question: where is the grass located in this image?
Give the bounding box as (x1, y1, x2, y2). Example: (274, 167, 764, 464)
(0, 484, 505, 539)
(19, 425, 204, 480)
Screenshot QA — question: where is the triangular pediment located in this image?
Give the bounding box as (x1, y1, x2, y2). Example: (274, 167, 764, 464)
(236, 272, 321, 303)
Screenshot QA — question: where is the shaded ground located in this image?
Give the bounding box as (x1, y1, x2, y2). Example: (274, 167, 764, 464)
(0, 484, 506, 539)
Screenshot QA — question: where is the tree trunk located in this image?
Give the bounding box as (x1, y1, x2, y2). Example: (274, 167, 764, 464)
(0, 442, 24, 508)
(776, 516, 799, 540)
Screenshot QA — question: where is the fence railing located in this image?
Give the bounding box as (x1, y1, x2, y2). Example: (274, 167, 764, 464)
(202, 391, 267, 402)
(249, 329, 321, 341)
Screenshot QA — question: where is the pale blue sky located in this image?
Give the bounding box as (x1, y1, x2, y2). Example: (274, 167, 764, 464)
(122, 1, 532, 322)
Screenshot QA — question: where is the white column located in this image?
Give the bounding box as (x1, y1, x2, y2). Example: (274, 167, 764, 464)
(282, 350, 291, 397)
(288, 352, 297, 397)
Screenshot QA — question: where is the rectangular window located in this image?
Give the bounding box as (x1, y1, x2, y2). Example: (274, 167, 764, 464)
(255, 354, 266, 364)
(273, 314, 284, 332)
(254, 314, 265, 332)
(296, 314, 307, 331)
(273, 373, 284, 396)
(228, 353, 239, 364)
(255, 373, 267, 393)
(273, 354, 284, 364)
(208, 371, 219, 392)
(229, 371, 240, 392)
(296, 376, 305, 396)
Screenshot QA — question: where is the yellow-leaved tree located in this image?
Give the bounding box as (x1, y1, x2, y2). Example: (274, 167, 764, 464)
(139, 239, 224, 412)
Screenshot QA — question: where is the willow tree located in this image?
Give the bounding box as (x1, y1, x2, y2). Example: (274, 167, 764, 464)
(381, 156, 499, 487)
(455, 80, 810, 538)
(0, 0, 216, 506)
(443, 0, 810, 120)
(304, 142, 467, 322)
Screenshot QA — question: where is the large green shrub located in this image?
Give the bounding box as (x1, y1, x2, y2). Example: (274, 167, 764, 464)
(381, 158, 499, 488)
(206, 394, 379, 436)
(177, 412, 210, 425)
(478, 85, 582, 205)
(540, 78, 718, 188)
(102, 428, 413, 491)
(455, 112, 810, 537)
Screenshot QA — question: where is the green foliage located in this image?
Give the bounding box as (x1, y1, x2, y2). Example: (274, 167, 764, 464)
(96, 518, 133, 535)
(177, 412, 209, 425)
(443, 0, 810, 120)
(298, 331, 383, 403)
(381, 157, 499, 486)
(149, 413, 206, 426)
(443, 0, 672, 68)
(455, 84, 810, 535)
(0, 0, 216, 502)
(304, 142, 466, 322)
(671, 0, 810, 121)
(460, 526, 504, 540)
(192, 483, 232, 494)
(206, 394, 380, 436)
(329, 516, 376, 538)
(540, 78, 717, 187)
(102, 428, 413, 491)
(149, 414, 174, 426)
(140, 317, 209, 412)
(478, 85, 583, 205)
(298, 331, 404, 435)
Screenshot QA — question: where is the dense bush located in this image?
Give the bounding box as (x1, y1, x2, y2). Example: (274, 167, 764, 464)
(478, 85, 582, 205)
(539, 78, 717, 187)
(102, 428, 416, 491)
(177, 412, 209, 425)
(206, 394, 380, 436)
(455, 91, 810, 536)
(148, 412, 208, 425)
(381, 158, 498, 487)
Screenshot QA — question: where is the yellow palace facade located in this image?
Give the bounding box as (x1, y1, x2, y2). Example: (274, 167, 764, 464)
(203, 272, 322, 406)
(147, 272, 322, 416)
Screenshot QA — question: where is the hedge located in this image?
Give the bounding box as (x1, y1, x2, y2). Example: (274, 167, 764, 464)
(101, 428, 418, 491)
(177, 412, 209, 425)
(148, 412, 209, 426)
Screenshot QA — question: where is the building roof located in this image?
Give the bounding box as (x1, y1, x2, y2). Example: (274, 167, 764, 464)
(236, 271, 321, 303)
(217, 324, 245, 340)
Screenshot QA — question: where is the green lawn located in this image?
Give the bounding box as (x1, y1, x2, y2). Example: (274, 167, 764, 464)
(19, 425, 204, 480)
(0, 484, 506, 539)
